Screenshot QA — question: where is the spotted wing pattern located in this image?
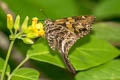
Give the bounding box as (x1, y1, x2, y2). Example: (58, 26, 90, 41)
(45, 16, 96, 74)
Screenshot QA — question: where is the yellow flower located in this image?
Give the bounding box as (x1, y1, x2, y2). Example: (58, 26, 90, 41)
(37, 29, 45, 36)
(31, 17, 45, 36)
(35, 23, 44, 30)
(34, 22, 45, 36)
(25, 17, 45, 38)
(32, 17, 38, 28)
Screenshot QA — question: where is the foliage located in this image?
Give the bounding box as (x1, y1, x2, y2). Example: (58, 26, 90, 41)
(11, 68, 39, 80)
(75, 60, 120, 80)
(0, 58, 10, 75)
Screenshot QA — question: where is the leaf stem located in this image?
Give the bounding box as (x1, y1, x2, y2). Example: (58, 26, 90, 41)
(8, 56, 29, 80)
(1, 40, 15, 80)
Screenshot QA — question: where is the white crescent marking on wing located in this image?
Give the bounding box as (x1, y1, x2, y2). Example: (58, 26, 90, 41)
(61, 39, 67, 53)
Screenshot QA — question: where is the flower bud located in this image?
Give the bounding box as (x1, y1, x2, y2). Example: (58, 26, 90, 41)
(14, 15, 20, 31)
(7, 14, 13, 30)
(23, 38, 34, 44)
(26, 32, 38, 38)
(21, 16, 29, 32)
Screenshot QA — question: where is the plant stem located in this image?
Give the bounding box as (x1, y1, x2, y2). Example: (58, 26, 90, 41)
(8, 56, 29, 80)
(10, 30, 13, 34)
(1, 40, 15, 80)
(13, 56, 29, 72)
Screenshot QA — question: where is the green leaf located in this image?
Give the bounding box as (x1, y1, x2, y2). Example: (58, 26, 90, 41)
(92, 22, 120, 43)
(69, 35, 120, 70)
(75, 59, 120, 80)
(0, 58, 10, 75)
(27, 35, 120, 70)
(93, 0, 120, 20)
(27, 38, 65, 68)
(11, 68, 40, 80)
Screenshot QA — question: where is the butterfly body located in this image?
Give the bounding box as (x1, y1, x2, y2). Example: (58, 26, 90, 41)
(45, 16, 96, 74)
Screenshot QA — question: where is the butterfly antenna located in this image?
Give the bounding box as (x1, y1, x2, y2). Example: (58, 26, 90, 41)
(40, 9, 48, 18)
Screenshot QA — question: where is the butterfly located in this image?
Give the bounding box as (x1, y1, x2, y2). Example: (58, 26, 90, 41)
(44, 16, 96, 74)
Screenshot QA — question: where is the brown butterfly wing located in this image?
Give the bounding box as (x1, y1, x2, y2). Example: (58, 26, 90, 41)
(45, 16, 95, 53)
(45, 19, 77, 74)
(54, 16, 96, 38)
(45, 19, 77, 54)
(45, 16, 95, 74)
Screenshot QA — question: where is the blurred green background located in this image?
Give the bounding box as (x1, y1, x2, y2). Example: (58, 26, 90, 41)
(0, 0, 120, 80)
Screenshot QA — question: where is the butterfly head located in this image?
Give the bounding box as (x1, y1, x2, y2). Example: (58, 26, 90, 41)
(45, 18, 53, 25)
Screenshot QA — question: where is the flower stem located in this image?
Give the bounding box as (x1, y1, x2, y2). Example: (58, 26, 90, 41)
(8, 56, 29, 80)
(1, 40, 15, 80)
